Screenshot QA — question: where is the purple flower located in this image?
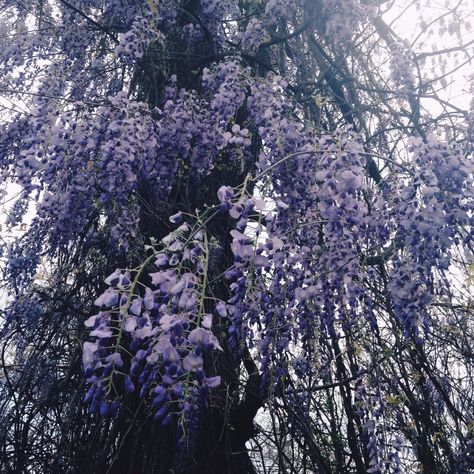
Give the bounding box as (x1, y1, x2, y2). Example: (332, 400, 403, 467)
(203, 376, 221, 388)
(215, 301, 227, 317)
(188, 328, 210, 345)
(217, 186, 234, 203)
(94, 289, 118, 308)
(124, 376, 135, 393)
(169, 211, 183, 224)
(183, 353, 203, 371)
(82, 341, 98, 366)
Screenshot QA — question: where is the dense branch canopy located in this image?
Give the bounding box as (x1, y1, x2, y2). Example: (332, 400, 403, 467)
(0, 1, 473, 473)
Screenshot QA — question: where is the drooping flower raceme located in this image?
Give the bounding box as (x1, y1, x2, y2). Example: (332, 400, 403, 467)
(83, 215, 224, 434)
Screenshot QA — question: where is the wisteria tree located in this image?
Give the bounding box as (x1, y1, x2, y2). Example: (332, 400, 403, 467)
(1, 0, 473, 472)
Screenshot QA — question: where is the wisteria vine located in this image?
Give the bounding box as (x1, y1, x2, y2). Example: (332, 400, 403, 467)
(1, 0, 474, 472)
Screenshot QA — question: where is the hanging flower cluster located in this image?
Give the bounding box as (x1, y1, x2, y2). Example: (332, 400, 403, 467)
(386, 134, 474, 338)
(320, 0, 372, 45)
(115, 15, 165, 64)
(241, 19, 270, 53)
(389, 42, 417, 98)
(83, 214, 223, 432)
(214, 121, 474, 394)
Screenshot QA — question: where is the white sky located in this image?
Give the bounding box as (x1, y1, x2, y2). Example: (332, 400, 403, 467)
(382, 0, 474, 110)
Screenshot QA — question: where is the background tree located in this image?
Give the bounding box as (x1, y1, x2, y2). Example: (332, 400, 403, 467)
(0, 0, 473, 473)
